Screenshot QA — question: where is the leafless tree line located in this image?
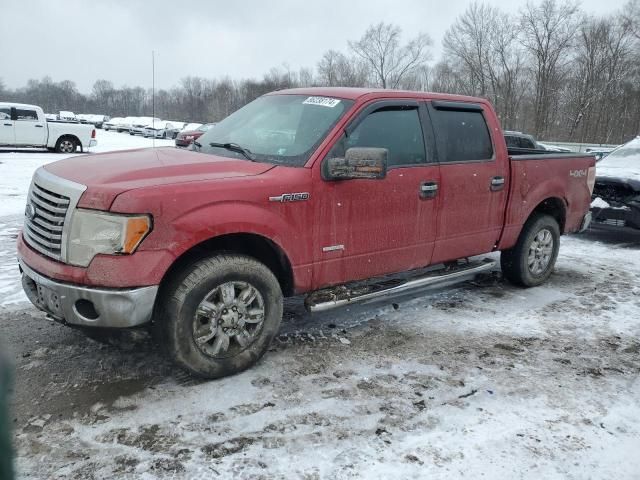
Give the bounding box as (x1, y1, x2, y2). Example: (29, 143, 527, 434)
(1, 0, 638, 143)
(435, 0, 640, 143)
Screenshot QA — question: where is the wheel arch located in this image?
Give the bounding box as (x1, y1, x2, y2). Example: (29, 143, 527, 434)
(55, 134, 82, 152)
(158, 232, 295, 298)
(528, 197, 566, 232)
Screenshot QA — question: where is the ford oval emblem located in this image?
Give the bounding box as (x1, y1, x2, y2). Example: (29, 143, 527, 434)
(25, 203, 36, 220)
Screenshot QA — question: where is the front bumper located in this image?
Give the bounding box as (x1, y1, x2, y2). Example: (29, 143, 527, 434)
(20, 260, 158, 328)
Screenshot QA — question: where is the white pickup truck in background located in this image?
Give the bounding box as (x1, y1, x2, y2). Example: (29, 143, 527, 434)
(0, 102, 97, 153)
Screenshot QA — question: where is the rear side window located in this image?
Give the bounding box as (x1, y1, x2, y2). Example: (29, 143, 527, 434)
(15, 109, 38, 121)
(0, 107, 10, 120)
(431, 108, 493, 162)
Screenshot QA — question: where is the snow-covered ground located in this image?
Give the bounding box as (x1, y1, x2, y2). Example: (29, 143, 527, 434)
(1, 131, 640, 479)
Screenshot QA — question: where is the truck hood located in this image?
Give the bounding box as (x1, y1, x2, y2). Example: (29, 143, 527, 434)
(44, 147, 275, 210)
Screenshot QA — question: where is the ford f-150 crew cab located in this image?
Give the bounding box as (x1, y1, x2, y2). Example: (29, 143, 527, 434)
(17, 88, 596, 378)
(0, 102, 97, 153)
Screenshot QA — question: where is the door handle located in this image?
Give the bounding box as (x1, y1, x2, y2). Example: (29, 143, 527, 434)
(490, 176, 505, 192)
(35, 124, 44, 128)
(420, 181, 438, 199)
(3, 123, 12, 126)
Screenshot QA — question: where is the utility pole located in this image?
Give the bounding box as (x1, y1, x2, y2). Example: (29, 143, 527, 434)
(152, 50, 155, 148)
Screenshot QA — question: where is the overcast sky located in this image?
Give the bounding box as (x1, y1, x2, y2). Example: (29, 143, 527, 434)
(1, 0, 628, 93)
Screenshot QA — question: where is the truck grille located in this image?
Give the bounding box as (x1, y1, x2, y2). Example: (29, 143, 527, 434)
(23, 182, 70, 260)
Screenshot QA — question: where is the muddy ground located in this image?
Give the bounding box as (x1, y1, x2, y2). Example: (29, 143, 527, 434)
(2, 225, 640, 479)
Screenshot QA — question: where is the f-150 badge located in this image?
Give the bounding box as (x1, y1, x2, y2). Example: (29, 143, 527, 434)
(269, 192, 310, 203)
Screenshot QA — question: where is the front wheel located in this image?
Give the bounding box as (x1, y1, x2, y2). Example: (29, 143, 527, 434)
(156, 254, 283, 379)
(501, 213, 560, 287)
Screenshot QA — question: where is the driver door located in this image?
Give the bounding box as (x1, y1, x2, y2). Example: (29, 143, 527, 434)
(312, 100, 440, 289)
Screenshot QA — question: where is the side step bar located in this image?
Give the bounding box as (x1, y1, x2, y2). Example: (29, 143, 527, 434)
(305, 258, 496, 313)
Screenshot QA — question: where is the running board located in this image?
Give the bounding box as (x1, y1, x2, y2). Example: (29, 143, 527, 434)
(305, 258, 496, 313)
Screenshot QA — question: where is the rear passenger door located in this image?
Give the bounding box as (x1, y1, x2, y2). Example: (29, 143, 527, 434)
(427, 101, 507, 263)
(0, 106, 14, 145)
(13, 108, 47, 146)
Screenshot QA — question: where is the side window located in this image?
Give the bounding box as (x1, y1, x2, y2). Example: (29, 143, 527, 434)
(430, 108, 493, 162)
(327, 107, 427, 168)
(0, 108, 10, 121)
(15, 109, 38, 121)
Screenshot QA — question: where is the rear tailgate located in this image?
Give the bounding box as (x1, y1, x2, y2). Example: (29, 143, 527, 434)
(499, 153, 596, 248)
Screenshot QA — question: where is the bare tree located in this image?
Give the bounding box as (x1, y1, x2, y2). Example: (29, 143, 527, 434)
(520, 0, 580, 138)
(443, 2, 527, 129)
(623, 0, 640, 39)
(317, 50, 368, 87)
(349, 23, 432, 89)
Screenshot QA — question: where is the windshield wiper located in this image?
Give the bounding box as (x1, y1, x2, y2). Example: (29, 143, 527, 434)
(209, 142, 255, 161)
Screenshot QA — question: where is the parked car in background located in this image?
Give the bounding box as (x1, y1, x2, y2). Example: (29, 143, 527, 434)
(143, 121, 185, 139)
(586, 146, 616, 161)
(17, 88, 595, 378)
(44, 113, 58, 121)
(118, 116, 139, 133)
(103, 117, 124, 131)
(0, 102, 96, 152)
(86, 114, 110, 129)
(175, 123, 215, 147)
(504, 130, 541, 150)
(130, 117, 162, 136)
(181, 122, 203, 132)
(590, 136, 640, 229)
(539, 143, 573, 153)
(58, 111, 77, 121)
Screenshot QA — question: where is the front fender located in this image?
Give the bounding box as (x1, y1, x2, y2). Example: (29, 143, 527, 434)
(168, 201, 309, 266)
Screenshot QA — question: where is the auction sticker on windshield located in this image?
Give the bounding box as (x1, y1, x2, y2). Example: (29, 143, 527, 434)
(302, 96, 341, 108)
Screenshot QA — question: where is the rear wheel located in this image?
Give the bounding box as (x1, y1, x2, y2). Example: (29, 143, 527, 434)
(55, 137, 77, 153)
(501, 213, 560, 287)
(156, 254, 283, 379)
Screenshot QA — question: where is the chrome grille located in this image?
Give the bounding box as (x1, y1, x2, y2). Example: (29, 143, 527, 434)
(23, 182, 70, 259)
(22, 168, 86, 263)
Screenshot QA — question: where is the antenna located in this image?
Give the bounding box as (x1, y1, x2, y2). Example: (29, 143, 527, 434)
(152, 50, 155, 148)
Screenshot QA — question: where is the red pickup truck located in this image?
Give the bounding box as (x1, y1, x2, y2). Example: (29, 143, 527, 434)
(18, 88, 596, 378)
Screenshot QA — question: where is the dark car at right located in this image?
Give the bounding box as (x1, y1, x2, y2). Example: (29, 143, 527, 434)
(590, 136, 640, 229)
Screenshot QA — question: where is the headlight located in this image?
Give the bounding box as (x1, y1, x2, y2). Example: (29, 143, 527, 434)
(67, 210, 152, 267)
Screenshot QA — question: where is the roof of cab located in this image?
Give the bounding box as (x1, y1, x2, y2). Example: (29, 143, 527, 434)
(268, 87, 488, 104)
(0, 102, 41, 109)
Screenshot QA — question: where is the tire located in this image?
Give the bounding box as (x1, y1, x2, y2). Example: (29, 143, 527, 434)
(501, 213, 560, 287)
(156, 254, 283, 379)
(55, 137, 78, 153)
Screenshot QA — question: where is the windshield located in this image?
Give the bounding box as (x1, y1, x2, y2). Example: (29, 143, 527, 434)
(195, 94, 354, 166)
(598, 137, 640, 170)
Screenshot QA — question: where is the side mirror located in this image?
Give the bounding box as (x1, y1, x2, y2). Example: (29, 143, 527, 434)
(325, 147, 388, 180)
